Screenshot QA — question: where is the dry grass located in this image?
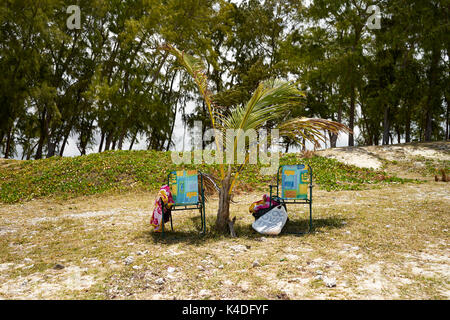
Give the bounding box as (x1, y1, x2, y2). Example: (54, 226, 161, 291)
(0, 180, 448, 300)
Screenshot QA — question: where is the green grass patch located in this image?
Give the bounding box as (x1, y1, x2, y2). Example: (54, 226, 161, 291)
(0, 150, 416, 203)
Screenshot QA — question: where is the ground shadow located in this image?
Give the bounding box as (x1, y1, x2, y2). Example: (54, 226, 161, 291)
(234, 215, 349, 239)
(138, 215, 219, 245)
(138, 213, 350, 244)
(284, 215, 348, 235)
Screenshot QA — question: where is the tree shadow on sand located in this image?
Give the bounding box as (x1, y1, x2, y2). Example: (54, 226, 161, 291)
(138, 215, 216, 245)
(138, 214, 350, 244)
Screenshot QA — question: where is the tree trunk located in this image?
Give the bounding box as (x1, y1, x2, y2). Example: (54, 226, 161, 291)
(382, 105, 390, 145)
(348, 25, 361, 148)
(98, 131, 105, 153)
(348, 87, 355, 147)
(330, 105, 342, 148)
(215, 171, 234, 235)
(330, 134, 337, 148)
(78, 131, 87, 156)
(4, 126, 13, 159)
(118, 128, 126, 150)
(0, 130, 4, 153)
(35, 132, 46, 160)
(47, 137, 57, 158)
(425, 44, 441, 142)
(129, 134, 136, 150)
(104, 132, 112, 151)
(60, 130, 70, 157)
(35, 109, 48, 160)
(405, 105, 411, 143)
(26, 142, 38, 161)
(445, 94, 449, 140)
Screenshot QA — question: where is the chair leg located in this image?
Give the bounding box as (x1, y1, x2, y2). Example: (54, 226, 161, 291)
(199, 206, 205, 235)
(202, 204, 206, 234)
(170, 212, 173, 231)
(198, 207, 202, 232)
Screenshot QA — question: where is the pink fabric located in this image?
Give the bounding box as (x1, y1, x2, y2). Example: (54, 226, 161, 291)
(249, 194, 280, 214)
(150, 185, 174, 232)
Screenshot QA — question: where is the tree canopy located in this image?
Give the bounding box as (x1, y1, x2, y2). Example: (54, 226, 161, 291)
(1, 0, 448, 159)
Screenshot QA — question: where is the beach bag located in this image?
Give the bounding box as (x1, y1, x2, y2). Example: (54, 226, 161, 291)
(249, 194, 284, 221)
(150, 185, 174, 232)
(252, 205, 288, 236)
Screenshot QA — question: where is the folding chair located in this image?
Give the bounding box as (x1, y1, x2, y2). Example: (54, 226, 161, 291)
(269, 165, 313, 233)
(161, 170, 206, 236)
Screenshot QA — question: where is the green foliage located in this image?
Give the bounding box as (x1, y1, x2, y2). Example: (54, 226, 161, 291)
(0, 0, 448, 161)
(0, 151, 415, 203)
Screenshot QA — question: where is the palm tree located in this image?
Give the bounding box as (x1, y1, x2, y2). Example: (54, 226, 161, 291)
(162, 44, 350, 235)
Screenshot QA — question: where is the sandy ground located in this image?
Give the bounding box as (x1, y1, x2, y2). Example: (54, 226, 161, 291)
(0, 142, 448, 300)
(316, 141, 450, 170)
(0, 181, 448, 300)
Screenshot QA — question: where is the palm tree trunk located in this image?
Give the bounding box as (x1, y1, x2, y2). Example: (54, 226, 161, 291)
(215, 170, 234, 235)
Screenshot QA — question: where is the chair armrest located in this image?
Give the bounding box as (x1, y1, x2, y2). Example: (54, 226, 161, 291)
(160, 198, 173, 210)
(269, 185, 279, 199)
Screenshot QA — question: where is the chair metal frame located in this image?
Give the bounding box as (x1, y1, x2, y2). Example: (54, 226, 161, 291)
(269, 165, 313, 233)
(161, 171, 206, 236)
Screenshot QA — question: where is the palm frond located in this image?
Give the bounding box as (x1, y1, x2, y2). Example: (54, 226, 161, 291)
(162, 44, 352, 193)
(278, 117, 353, 149)
(199, 172, 220, 202)
(160, 44, 217, 117)
(221, 80, 305, 132)
(161, 43, 225, 179)
(221, 80, 306, 158)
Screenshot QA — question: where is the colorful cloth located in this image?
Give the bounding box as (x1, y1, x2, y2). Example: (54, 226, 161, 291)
(249, 194, 280, 214)
(150, 185, 174, 232)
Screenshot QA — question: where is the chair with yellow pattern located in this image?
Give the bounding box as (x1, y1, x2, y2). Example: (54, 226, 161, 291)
(161, 170, 206, 236)
(269, 165, 313, 234)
